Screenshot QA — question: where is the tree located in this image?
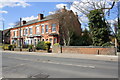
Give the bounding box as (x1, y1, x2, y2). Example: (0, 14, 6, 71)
(117, 1, 120, 51)
(52, 7, 81, 46)
(70, 28, 92, 46)
(87, 9, 111, 46)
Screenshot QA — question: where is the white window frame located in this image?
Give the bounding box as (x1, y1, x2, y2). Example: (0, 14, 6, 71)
(36, 25, 40, 34)
(41, 24, 44, 34)
(45, 25, 48, 33)
(52, 24, 56, 32)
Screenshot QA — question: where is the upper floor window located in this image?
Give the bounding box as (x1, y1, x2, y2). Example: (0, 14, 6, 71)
(21, 29, 23, 36)
(45, 25, 48, 33)
(13, 31, 15, 36)
(36, 26, 39, 34)
(24, 29, 25, 35)
(29, 28, 32, 34)
(42, 25, 44, 34)
(25, 29, 28, 35)
(52, 24, 56, 32)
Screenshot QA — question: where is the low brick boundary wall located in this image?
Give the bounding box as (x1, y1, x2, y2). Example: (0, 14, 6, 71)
(52, 46, 116, 55)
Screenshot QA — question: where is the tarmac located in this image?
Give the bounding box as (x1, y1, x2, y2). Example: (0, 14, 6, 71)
(2, 50, 119, 62)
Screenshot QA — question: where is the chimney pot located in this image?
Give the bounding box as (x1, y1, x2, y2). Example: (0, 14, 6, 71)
(22, 20, 26, 25)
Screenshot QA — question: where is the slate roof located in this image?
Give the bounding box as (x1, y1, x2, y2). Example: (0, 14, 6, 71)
(14, 15, 54, 28)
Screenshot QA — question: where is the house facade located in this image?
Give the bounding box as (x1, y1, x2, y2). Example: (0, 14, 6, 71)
(10, 7, 81, 47)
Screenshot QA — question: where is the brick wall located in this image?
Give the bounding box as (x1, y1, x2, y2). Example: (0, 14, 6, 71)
(52, 46, 116, 55)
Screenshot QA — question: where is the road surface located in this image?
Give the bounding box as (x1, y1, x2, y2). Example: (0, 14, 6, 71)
(2, 51, 118, 78)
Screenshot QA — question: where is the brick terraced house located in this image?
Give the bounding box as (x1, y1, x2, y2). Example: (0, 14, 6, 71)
(10, 7, 82, 47)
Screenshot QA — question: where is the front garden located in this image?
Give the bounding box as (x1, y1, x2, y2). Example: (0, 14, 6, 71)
(2, 41, 52, 53)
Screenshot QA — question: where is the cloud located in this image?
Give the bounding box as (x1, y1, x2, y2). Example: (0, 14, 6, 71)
(56, 3, 68, 9)
(107, 18, 118, 25)
(0, 11, 8, 14)
(0, 0, 30, 8)
(49, 11, 55, 14)
(22, 16, 38, 22)
(70, 0, 117, 23)
(7, 23, 16, 28)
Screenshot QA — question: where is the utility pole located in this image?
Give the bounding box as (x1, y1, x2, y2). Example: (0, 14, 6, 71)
(2, 20, 4, 46)
(20, 18, 22, 51)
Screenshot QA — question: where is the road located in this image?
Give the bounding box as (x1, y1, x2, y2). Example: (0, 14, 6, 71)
(2, 51, 118, 78)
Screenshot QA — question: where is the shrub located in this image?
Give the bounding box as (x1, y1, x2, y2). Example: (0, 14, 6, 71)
(29, 45, 34, 49)
(36, 41, 47, 50)
(45, 41, 51, 52)
(3, 44, 10, 50)
(54, 43, 59, 46)
(28, 45, 34, 52)
(3, 44, 14, 50)
(9, 45, 14, 51)
(22, 44, 29, 48)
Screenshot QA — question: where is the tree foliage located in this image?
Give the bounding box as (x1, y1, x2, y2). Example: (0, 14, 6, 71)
(87, 9, 111, 46)
(70, 28, 92, 46)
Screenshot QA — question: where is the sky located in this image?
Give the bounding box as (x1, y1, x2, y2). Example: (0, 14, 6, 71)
(0, 0, 119, 30)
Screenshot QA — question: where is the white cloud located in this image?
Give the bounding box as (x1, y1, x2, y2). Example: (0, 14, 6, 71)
(0, 0, 30, 8)
(7, 23, 15, 28)
(70, 0, 117, 23)
(49, 11, 55, 14)
(56, 3, 68, 9)
(0, 10, 8, 14)
(22, 16, 38, 22)
(107, 18, 118, 25)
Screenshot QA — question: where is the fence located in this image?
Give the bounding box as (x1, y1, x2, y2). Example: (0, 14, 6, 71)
(52, 46, 116, 55)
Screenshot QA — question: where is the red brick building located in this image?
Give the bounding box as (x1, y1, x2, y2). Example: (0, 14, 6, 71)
(10, 7, 81, 47)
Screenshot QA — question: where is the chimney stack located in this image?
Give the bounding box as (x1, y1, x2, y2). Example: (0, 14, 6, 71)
(38, 14, 44, 20)
(22, 20, 26, 25)
(75, 12, 78, 17)
(61, 6, 67, 12)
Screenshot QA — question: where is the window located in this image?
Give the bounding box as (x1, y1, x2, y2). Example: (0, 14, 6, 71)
(14, 31, 15, 36)
(25, 29, 28, 34)
(21, 30, 23, 36)
(31, 40, 32, 45)
(36, 27, 39, 34)
(36, 25, 40, 34)
(49, 38, 52, 44)
(24, 29, 25, 35)
(52, 24, 56, 32)
(45, 25, 48, 33)
(28, 40, 29, 44)
(54, 38, 57, 44)
(29, 28, 32, 34)
(38, 39, 40, 42)
(42, 25, 44, 34)
(34, 39, 37, 46)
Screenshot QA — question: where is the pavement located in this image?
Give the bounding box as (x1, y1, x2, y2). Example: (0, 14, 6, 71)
(2, 50, 118, 62)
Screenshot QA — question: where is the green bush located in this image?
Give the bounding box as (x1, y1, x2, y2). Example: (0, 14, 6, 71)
(29, 45, 34, 49)
(54, 43, 59, 46)
(3, 44, 9, 50)
(3, 44, 14, 50)
(28, 45, 34, 52)
(9, 45, 14, 51)
(36, 41, 47, 50)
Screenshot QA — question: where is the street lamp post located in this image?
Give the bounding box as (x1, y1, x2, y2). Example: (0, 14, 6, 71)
(20, 18, 22, 51)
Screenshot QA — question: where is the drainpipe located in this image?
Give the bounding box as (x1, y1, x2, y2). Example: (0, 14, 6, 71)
(20, 18, 22, 51)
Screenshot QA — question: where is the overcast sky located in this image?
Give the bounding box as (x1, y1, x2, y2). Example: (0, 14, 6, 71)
(0, 0, 119, 30)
